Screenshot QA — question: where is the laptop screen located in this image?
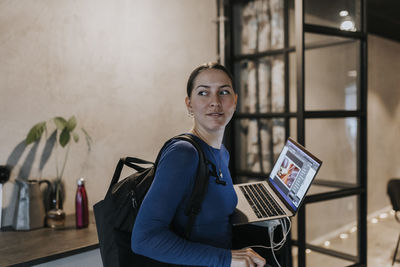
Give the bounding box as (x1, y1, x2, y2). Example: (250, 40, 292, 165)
(268, 138, 322, 212)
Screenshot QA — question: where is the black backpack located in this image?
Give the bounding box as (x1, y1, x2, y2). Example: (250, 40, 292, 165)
(93, 134, 210, 267)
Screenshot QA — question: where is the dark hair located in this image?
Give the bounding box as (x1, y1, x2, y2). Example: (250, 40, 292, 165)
(186, 62, 234, 98)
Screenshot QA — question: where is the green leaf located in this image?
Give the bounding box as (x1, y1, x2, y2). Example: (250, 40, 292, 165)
(72, 132, 79, 143)
(26, 122, 46, 145)
(59, 128, 70, 147)
(65, 116, 77, 132)
(81, 128, 92, 151)
(53, 117, 67, 130)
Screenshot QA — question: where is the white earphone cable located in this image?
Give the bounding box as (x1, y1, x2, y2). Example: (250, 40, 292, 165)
(245, 217, 291, 267)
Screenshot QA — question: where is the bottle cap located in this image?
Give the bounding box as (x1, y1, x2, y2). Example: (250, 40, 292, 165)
(77, 178, 85, 186)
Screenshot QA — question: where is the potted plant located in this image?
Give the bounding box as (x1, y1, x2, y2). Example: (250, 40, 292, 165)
(25, 115, 92, 228)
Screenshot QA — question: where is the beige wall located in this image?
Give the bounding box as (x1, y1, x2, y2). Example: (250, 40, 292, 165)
(0, 0, 217, 226)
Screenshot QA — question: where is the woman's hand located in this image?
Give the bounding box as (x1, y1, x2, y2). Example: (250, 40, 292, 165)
(231, 248, 266, 267)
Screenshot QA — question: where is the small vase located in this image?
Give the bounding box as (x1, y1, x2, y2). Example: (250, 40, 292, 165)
(46, 208, 66, 229)
(46, 179, 66, 229)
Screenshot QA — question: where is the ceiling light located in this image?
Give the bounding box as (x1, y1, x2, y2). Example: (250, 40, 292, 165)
(347, 70, 357, 77)
(340, 19, 356, 31)
(379, 213, 388, 219)
(340, 233, 349, 239)
(339, 10, 349, 17)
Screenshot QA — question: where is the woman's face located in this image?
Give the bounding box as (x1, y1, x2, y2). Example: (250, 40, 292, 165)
(185, 69, 237, 133)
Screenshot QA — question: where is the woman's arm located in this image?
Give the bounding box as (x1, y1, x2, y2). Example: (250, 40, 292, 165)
(131, 140, 231, 267)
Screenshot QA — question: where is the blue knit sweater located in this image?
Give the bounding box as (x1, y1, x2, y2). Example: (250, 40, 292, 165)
(131, 134, 238, 267)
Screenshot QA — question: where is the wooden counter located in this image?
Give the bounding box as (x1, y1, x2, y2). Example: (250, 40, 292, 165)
(0, 212, 99, 267)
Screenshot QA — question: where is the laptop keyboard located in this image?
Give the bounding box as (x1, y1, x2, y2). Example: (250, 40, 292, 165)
(239, 183, 285, 219)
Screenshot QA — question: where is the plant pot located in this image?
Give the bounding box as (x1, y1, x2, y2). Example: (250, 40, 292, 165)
(45, 179, 66, 229)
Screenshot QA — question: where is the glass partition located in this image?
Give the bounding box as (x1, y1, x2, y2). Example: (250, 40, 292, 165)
(226, 0, 367, 265)
(234, 118, 285, 174)
(304, 0, 361, 31)
(235, 57, 285, 114)
(306, 196, 358, 242)
(305, 118, 358, 184)
(233, 0, 285, 56)
(305, 33, 360, 111)
(291, 195, 358, 263)
(288, 0, 295, 47)
(289, 51, 297, 112)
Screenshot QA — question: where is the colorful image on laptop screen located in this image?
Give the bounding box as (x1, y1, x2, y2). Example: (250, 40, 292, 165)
(268, 139, 321, 211)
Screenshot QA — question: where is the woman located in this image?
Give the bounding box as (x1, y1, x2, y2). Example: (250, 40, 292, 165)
(131, 62, 266, 267)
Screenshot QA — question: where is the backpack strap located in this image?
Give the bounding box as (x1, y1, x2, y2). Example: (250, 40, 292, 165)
(155, 133, 210, 239)
(109, 133, 210, 240)
(106, 157, 154, 195)
(172, 134, 209, 240)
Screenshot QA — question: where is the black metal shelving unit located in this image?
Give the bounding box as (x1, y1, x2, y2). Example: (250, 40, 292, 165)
(294, 0, 367, 266)
(222, 0, 368, 266)
(223, 1, 295, 265)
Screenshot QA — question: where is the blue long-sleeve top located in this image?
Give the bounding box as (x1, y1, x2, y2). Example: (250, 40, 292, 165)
(131, 134, 238, 267)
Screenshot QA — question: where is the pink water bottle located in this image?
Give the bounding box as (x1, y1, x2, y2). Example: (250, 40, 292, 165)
(75, 178, 89, 228)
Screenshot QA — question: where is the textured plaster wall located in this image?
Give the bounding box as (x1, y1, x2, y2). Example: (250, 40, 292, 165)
(0, 0, 217, 226)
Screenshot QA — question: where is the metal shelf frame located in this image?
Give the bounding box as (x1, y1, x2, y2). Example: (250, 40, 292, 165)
(294, 0, 368, 265)
(222, 0, 368, 266)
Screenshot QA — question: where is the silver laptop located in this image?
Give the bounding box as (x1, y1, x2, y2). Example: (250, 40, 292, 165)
(231, 137, 322, 226)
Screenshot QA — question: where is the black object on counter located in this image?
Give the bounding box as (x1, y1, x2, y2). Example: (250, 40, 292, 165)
(0, 165, 11, 184)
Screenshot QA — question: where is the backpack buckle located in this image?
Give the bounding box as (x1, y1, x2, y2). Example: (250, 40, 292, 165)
(132, 197, 138, 209)
(189, 205, 201, 215)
